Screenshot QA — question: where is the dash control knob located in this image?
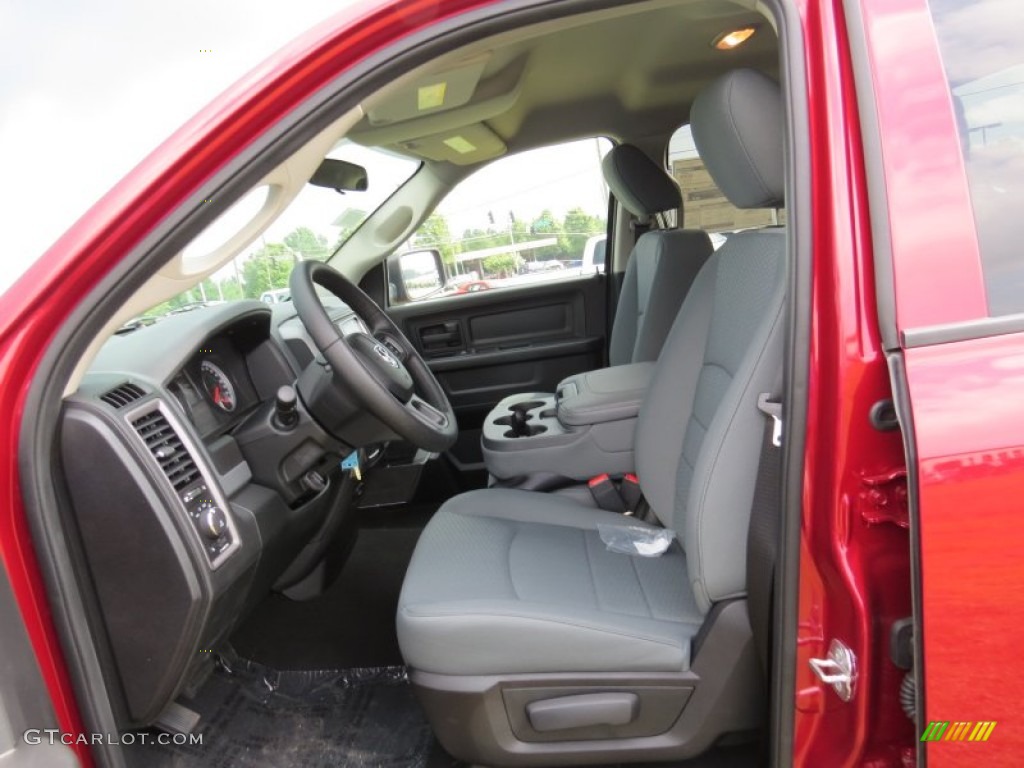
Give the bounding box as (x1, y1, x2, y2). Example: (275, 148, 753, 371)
(197, 502, 228, 540)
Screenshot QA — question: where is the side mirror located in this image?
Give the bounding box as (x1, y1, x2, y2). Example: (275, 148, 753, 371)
(387, 249, 446, 303)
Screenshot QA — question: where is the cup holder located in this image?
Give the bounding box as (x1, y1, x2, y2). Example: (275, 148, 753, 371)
(503, 424, 548, 439)
(491, 398, 555, 439)
(509, 400, 545, 414)
(494, 414, 531, 427)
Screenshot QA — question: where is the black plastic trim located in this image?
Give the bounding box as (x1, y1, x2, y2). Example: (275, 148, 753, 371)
(771, 0, 811, 764)
(426, 337, 603, 372)
(886, 351, 927, 767)
(869, 399, 899, 432)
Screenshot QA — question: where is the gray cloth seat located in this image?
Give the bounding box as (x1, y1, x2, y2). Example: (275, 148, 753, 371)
(398, 488, 703, 676)
(602, 145, 714, 365)
(399, 68, 786, 685)
(479, 145, 711, 483)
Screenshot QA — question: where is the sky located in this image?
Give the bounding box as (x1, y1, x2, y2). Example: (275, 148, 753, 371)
(0, 0, 352, 292)
(0, 1, 698, 295)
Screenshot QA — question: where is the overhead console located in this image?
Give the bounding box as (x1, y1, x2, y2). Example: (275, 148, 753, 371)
(481, 362, 654, 481)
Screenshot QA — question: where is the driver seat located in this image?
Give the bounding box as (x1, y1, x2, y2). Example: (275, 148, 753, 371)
(397, 69, 786, 765)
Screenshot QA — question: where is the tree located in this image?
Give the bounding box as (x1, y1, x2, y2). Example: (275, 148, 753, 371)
(530, 210, 564, 260)
(413, 213, 461, 275)
(482, 254, 519, 277)
(218, 276, 245, 301)
(284, 227, 329, 261)
(241, 243, 295, 298)
(461, 227, 505, 252)
(562, 207, 605, 259)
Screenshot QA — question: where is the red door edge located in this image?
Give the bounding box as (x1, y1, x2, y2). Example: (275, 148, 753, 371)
(793, 0, 915, 764)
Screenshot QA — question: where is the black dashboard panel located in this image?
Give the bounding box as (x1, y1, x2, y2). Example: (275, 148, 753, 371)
(61, 300, 355, 727)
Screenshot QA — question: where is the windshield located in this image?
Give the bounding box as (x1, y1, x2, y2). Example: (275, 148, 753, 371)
(142, 142, 419, 318)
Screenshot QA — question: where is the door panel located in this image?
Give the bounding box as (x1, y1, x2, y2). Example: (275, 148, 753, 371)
(902, 335, 1024, 765)
(857, 0, 1024, 762)
(388, 274, 606, 470)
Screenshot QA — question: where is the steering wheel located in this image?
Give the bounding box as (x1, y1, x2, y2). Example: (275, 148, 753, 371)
(289, 260, 457, 452)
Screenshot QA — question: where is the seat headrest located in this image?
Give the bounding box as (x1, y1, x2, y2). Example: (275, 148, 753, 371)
(690, 69, 784, 210)
(602, 144, 682, 217)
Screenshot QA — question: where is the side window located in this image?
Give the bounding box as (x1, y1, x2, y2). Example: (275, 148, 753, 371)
(928, 0, 1024, 316)
(668, 125, 784, 241)
(394, 138, 611, 303)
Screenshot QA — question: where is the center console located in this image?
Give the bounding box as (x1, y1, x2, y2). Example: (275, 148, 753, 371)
(481, 362, 655, 481)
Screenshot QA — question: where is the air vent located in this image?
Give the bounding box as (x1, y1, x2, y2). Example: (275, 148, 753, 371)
(131, 410, 201, 491)
(100, 382, 146, 408)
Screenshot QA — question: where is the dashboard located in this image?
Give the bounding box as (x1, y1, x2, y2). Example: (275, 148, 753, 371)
(59, 299, 367, 728)
(168, 334, 262, 438)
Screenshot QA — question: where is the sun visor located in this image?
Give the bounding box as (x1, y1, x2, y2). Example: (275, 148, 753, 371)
(366, 54, 491, 126)
(396, 123, 507, 165)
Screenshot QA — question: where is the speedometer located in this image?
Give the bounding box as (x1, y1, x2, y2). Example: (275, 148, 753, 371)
(200, 360, 236, 412)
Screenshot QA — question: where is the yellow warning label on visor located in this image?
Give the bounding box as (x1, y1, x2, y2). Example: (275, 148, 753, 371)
(418, 82, 447, 110)
(443, 136, 477, 154)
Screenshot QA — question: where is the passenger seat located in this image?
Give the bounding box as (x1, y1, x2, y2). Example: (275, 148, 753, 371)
(478, 145, 712, 482)
(602, 144, 713, 365)
(398, 68, 787, 766)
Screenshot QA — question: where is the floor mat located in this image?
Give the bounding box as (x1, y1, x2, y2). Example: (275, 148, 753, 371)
(127, 656, 756, 768)
(231, 526, 421, 670)
(127, 660, 452, 768)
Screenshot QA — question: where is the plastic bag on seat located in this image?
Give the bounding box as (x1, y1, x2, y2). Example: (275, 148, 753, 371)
(597, 523, 676, 557)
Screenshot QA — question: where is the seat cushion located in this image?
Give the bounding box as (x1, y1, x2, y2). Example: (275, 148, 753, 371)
(397, 489, 703, 676)
(609, 229, 713, 367)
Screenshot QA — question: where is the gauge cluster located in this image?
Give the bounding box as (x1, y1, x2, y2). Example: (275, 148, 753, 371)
(200, 360, 237, 413)
(169, 336, 259, 437)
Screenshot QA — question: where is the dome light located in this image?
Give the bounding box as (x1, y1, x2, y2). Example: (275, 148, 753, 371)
(713, 26, 757, 51)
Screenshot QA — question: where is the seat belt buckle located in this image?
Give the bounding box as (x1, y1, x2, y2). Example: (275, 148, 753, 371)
(587, 473, 627, 513)
(619, 473, 643, 514)
(757, 393, 783, 447)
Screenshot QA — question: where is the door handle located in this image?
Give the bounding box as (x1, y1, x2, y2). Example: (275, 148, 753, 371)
(419, 322, 464, 351)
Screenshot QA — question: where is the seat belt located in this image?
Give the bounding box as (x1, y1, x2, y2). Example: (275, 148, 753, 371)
(630, 216, 653, 246)
(586, 473, 646, 516)
(747, 391, 783, 676)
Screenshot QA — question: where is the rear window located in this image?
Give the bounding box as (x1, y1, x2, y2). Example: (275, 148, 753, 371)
(668, 125, 784, 234)
(928, 0, 1024, 316)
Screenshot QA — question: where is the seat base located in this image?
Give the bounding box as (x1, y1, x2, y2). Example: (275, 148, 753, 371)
(410, 601, 762, 767)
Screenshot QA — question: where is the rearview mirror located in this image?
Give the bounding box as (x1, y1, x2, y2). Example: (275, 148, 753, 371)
(309, 158, 369, 193)
(388, 249, 445, 303)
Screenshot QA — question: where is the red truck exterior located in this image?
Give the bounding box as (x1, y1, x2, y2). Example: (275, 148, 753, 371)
(0, 0, 1017, 765)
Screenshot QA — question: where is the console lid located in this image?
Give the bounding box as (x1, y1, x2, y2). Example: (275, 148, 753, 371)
(556, 362, 655, 427)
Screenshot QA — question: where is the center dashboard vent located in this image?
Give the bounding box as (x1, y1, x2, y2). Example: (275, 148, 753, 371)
(100, 382, 146, 409)
(131, 409, 201, 491)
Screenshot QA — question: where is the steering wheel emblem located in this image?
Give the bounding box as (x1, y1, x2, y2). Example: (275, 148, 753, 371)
(372, 342, 399, 368)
